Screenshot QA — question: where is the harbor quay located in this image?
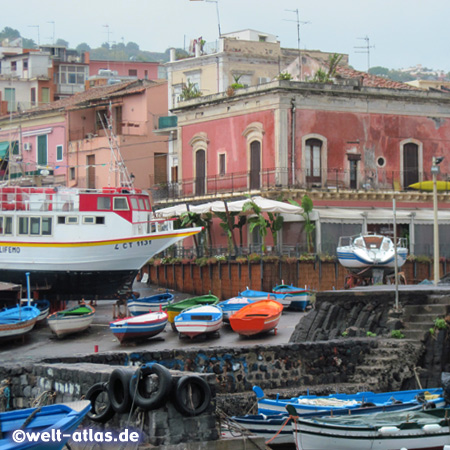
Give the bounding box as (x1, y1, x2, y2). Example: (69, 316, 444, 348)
(1, 282, 449, 448)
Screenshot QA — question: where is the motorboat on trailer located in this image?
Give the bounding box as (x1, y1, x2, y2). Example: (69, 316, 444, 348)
(336, 233, 408, 276)
(0, 186, 201, 299)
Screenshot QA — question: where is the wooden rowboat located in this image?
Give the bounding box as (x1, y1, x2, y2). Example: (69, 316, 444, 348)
(290, 407, 450, 450)
(0, 305, 40, 340)
(272, 283, 311, 311)
(48, 303, 95, 338)
(174, 304, 223, 339)
(127, 290, 174, 316)
(110, 309, 168, 344)
(0, 400, 91, 450)
(164, 294, 219, 328)
(229, 299, 283, 336)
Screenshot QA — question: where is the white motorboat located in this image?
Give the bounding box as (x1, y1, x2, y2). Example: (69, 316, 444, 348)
(336, 233, 408, 275)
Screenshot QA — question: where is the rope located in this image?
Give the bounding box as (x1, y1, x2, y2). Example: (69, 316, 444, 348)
(264, 415, 293, 445)
(216, 408, 268, 450)
(31, 390, 56, 408)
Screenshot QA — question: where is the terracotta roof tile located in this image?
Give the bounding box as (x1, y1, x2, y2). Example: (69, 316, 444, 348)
(334, 65, 419, 90)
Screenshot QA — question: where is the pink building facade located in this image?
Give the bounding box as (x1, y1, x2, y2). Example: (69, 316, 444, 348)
(169, 80, 450, 255)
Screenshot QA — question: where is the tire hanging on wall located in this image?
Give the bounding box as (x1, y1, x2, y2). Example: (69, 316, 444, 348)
(129, 363, 172, 410)
(107, 367, 135, 414)
(173, 375, 211, 416)
(85, 382, 115, 423)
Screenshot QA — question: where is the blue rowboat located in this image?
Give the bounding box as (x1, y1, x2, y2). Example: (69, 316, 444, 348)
(20, 298, 50, 323)
(253, 385, 445, 415)
(174, 304, 223, 339)
(217, 297, 256, 322)
(238, 289, 292, 309)
(127, 290, 174, 316)
(0, 304, 41, 339)
(0, 400, 91, 450)
(272, 283, 311, 311)
(110, 309, 168, 344)
(230, 400, 428, 446)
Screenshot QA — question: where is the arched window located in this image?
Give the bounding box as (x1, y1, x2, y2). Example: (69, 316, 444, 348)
(195, 149, 206, 196)
(189, 132, 209, 197)
(403, 142, 419, 188)
(305, 138, 322, 184)
(243, 122, 264, 191)
(249, 141, 261, 190)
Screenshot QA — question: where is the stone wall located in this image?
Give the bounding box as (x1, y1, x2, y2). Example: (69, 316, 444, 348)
(0, 363, 218, 447)
(143, 259, 442, 300)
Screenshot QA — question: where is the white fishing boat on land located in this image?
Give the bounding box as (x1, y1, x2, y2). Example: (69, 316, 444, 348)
(0, 186, 201, 299)
(47, 303, 95, 338)
(336, 233, 408, 275)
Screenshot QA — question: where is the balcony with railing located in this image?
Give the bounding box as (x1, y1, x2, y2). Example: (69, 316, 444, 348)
(150, 166, 449, 204)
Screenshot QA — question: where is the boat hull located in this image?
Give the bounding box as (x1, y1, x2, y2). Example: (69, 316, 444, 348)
(0, 229, 201, 300)
(255, 386, 445, 415)
(0, 305, 40, 339)
(165, 295, 219, 324)
(0, 400, 91, 450)
(337, 234, 408, 275)
(47, 305, 95, 338)
(272, 285, 311, 311)
(293, 409, 450, 450)
(174, 305, 223, 338)
(229, 300, 283, 336)
(110, 312, 168, 343)
(127, 293, 174, 316)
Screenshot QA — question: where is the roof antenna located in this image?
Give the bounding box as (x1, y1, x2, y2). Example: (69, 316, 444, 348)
(354, 36, 375, 73)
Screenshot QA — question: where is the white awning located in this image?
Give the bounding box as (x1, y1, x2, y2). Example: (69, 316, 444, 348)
(283, 207, 450, 225)
(155, 196, 303, 218)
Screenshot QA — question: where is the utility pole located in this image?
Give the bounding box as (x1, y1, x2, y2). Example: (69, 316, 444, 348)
(355, 36, 374, 73)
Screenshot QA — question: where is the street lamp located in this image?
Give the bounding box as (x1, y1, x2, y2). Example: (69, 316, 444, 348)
(189, 0, 222, 37)
(431, 156, 444, 286)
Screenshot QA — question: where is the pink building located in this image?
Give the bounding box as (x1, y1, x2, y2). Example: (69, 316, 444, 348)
(89, 60, 163, 80)
(168, 75, 450, 256)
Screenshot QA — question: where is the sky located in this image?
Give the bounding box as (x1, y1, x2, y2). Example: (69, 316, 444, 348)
(5, 0, 450, 73)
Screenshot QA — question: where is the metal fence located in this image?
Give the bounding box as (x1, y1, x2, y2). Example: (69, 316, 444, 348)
(150, 166, 449, 202)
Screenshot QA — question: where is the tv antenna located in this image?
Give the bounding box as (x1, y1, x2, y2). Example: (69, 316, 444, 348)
(284, 9, 311, 79)
(355, 36, 375, 72)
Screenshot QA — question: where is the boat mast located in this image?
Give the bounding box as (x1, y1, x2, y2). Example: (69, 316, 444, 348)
(100, 102, 134, 190)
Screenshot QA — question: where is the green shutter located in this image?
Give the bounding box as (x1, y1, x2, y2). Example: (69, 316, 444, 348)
(37, 135, 47, 165)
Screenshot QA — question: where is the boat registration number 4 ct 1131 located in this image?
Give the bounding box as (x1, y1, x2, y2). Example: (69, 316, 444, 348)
(115, 240, 152, 250)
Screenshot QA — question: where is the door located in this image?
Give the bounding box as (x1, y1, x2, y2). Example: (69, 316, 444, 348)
(195, 149, 206, 196)
(87, 155, 95, 189)
(305, 139, 322, 184)
(250, 141, 261, 190)
(403, 143, 419, 188)
(349, 159, 358, 189)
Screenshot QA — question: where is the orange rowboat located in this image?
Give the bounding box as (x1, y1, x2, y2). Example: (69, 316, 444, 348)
(229, 299, 283, 336)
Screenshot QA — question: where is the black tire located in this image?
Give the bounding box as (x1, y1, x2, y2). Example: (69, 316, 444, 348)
(108, 368, 134, 414)
(173, 375, 211, 416)
(129, 363, 172, 410)
(85, 382, 115, 423)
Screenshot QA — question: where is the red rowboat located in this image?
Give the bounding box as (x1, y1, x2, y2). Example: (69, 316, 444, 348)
(229, 299, 283, 336)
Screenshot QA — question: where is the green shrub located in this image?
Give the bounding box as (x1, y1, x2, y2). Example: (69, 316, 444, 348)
(391, 330, 405, 339)
(434, 318, 448, 330)
(366, 331, 377, 337)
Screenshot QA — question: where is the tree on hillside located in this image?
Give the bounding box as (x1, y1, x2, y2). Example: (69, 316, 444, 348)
(56, 38, 69, 48)
(76, 43, 91, 53)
